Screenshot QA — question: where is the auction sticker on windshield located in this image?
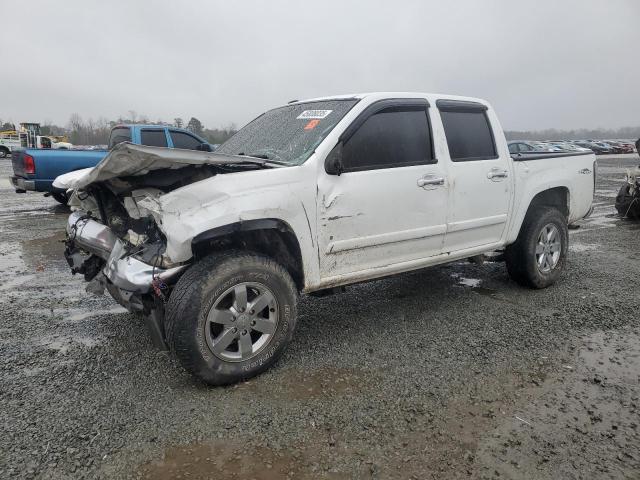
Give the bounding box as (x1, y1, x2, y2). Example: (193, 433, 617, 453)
(297, 110, 333, 119)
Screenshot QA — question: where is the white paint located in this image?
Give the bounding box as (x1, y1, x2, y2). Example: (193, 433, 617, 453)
(59, 92, 596, 293)
(296, 110, 333, 119)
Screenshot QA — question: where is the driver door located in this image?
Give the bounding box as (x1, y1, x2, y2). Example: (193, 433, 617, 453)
(316, 99, 449, 279)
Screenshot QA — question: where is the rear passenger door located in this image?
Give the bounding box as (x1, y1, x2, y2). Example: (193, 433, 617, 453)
(140, 129, 169, 147)
(437, 100, 512, 252)
(169, 130, 204, 150)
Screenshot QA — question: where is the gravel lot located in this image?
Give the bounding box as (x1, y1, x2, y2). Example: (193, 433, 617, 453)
(1, 155, 639, 479)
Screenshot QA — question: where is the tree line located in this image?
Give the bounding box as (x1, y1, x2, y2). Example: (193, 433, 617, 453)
(0, 112, 238, 146)
(504, 126, 640, 141)
(3, 114, 639, 145)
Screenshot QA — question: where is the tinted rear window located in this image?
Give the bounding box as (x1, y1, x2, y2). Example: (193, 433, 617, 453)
(140, 129, 168, 147)
(109, 127, 131, 149)
(170, 131, 202, 150)
(440, 110, 497, 161)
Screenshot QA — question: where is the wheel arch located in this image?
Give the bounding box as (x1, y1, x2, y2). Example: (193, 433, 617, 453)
(191, 218, 305, 291)
(508, 186, 570, 244)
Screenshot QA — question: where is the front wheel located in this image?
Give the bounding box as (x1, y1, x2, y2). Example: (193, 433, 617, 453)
(0, 148, 9, 158)
(505, 207, 569, 289)
(165, 251, 298, 386)
(51, 192, 69, 205)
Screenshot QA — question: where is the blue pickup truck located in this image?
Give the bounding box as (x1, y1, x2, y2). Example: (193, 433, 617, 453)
(11, 124, 213, 203)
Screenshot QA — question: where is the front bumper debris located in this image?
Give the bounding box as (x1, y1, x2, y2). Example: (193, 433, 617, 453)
(66, 210, 186, 294)
(103, 239, 187, 293)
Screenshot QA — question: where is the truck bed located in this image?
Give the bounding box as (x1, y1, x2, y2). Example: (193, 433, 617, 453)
(11, 148, 107, 193)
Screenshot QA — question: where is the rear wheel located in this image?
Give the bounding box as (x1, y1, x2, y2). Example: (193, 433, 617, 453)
(165, 251, 297, 386)
(505, 207, 568, 289)
(0, 147, 9, 158)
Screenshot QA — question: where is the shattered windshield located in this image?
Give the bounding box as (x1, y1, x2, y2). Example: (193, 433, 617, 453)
(216, 99, 359, 165)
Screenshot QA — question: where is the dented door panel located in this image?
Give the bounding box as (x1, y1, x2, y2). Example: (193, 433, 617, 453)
(316, 163, 448, 278)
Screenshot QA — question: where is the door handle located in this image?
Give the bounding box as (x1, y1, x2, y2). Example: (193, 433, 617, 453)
(417, 174, 445, 188)
(487, 168, 509, 181)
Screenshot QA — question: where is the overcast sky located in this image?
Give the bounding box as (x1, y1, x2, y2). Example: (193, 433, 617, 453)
(2, 0, 638, 131)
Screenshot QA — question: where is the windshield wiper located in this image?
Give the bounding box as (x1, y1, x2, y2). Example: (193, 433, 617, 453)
(235, 152, 286, 167)
(241, 153, 270, 160)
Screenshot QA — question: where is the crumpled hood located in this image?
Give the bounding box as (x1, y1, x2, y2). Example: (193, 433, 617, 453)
(53, 142, 258, 190)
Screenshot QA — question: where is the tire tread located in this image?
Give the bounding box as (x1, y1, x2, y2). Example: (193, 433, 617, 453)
(164, 250, 297, 385)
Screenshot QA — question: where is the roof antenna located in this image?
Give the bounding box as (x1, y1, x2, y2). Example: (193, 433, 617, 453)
(287, 99, 299, 104)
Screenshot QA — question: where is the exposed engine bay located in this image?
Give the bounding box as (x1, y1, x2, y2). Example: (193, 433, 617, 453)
(58, 143, 278, 318)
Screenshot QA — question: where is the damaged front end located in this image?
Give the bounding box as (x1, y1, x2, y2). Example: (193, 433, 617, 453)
(57, 143, 251, 347)
(56, 142, 282, 347)
(64, 192, 189, 348)
(65, 210, 187, 305)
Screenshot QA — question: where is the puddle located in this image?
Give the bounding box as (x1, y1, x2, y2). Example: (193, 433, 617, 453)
(572, 205, 620, 232)
(138, 442, 348, 480)
(451, 273, 489, 290)
(457, 277, 482, 288)
(594, 189, 617, 199)
(20, 231, 67, 269)
(473, 328, 640, 478)
(0, 274, 37, 292)
(0, 243, 29, 274)
(580, 330, 640, 388)
(0, 232, 66, 279)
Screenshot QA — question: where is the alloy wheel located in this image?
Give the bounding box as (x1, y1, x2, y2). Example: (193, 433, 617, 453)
(205, 282, 278, 362)
(535, 223, 562, 273)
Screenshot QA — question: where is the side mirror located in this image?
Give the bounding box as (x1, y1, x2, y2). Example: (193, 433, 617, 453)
(324, 142, 344, 175)
(199, 143, 213, 152)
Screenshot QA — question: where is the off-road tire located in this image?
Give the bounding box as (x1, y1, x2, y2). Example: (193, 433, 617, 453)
(505, 207, 568, 289)
(165, 251, 297, 386)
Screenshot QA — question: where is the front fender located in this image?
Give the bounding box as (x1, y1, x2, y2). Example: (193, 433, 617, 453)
(143, 165, 318, 285)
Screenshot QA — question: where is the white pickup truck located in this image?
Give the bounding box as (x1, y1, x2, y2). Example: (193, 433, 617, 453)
(55, 92, 595, 385)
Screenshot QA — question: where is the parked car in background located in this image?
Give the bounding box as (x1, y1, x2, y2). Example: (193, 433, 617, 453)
(550, 142, 591, 152)
(605, 141, 633, 154)
(591, 141, 618, 154)
(11, 124, 213, 203)
(533, 141, 565, 152)
(508, 141, 551, 154)
(56, 92, 596, 385)
(574, 141, 611, 155)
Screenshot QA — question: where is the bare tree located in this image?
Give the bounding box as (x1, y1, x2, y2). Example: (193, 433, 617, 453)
(127, 110, 138, 124)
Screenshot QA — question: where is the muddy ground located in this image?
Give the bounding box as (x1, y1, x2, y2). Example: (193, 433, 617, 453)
(1, 155, 639, 480)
